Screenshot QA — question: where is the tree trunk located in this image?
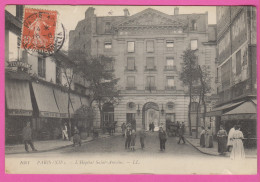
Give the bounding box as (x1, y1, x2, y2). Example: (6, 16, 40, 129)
(188, 84, 192, 136)
(67, 92, 72, 140)
(196, 89, 202, 138)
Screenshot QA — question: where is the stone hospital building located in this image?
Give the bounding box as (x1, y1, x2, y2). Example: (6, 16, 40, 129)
(69, 7, 217, 131)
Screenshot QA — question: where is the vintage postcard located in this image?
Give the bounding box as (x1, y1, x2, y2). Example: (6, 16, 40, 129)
(4, 4, 257, 175)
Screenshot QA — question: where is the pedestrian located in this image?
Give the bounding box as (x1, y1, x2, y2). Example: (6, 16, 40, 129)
(230, 125, 245, 160)
(139, 128, 146, 149)
(22, 122, 37, 152)
(200, 126, 206, 147)
(227, 125, 236, 152)
(149, 123, 152, 131)
(121, 122, 126, 137)
(73, 126, 81, 147)
(217, 125, 228, 155)
(205, 126, 213, 148)
(176, 121, 180, 136)
(159, 126, 167, 151)
(125, 126, 132, 149)
(62, 123, 68, 140)
(130, 129, 136, 151)
(151, 122, 155, 132)
(178, 122, 186, 144)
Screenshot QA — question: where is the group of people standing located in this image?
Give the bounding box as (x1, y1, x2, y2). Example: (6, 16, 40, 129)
(200, 126, 213, 148)
(200, 124, 245, 160)
(217, 125, 245, 160)
(121, 122, 186, 152)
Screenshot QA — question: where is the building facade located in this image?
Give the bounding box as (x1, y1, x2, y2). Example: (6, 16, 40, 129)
(69, 7, 217, 132)
(207, 6, 257, 145)
(5, 6, 89, 143)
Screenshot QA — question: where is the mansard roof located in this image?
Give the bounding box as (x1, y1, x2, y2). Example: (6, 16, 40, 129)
(113, 8, 188, 29)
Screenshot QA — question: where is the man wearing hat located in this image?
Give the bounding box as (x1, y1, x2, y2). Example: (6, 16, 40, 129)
(125, 125, 132, 149)
(159, 126, 167, 151)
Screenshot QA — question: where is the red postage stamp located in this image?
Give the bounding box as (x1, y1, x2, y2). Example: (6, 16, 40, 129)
(21, 8, 57, 54)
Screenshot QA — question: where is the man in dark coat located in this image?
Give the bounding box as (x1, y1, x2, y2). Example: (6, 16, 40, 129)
(125, 126, 132, 149)
(22, 122, 37, 152)
(178, 122, 186, 144)
(159, 127, 167, 151)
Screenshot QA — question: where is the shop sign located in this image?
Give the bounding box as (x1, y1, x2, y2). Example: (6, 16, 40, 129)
(40, 111, 60, 118)
(8, 109, 32, 116)
(8, 61, 32, 70)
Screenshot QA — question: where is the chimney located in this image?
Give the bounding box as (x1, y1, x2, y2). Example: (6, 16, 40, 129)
(85, 7, 95, 19)
(174, 7, 179, 15)
(123, 8, 130, 16)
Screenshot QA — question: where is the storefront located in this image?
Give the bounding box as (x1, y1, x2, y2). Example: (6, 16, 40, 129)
(31, 82, 62, 140)
(5, 79, 33, 144)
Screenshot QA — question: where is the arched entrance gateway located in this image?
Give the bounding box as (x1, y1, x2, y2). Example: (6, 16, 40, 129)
(142, 102, 160, 131)
(102, 103, 114, 128)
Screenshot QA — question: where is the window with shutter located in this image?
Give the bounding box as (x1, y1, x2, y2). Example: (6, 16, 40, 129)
(127, 57, 135, 70)
(191, 40, 198, 50)
(127, 76, 135, 88)
(127, 41, 135, 53)
(146, 40, 154, 52)
(38, 57, 46, 78)
(167, 76, 175, 88)
(146, 57, 155, 70)
(147, 76, 155, 87)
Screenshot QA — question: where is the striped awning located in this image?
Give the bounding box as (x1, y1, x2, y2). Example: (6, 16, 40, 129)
(222, 101, 257, 120)
(32, 82, 60, 118)
(206, 101, 245, 117)
(70, 93, 82, 115)
(53, 89, 71, 118)
(5, 79, 33, 116)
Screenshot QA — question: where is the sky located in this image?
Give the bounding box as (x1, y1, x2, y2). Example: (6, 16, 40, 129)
(6, 5, 216, 51)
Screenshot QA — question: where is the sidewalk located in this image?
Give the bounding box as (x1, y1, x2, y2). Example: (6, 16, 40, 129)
(5, 132, 121, 155)
(185, 137, 257, 158)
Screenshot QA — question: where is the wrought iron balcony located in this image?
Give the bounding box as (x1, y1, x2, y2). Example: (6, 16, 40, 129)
(144, 66, 157, 71)
(164, 65, 177, 71)
(165, 86, 176, 90)
(145, 86, 156, 90)
(125, 86, 137, 90)
(125, 66, 137, 72)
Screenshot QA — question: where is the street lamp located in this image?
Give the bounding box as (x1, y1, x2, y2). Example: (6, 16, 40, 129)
(161, 104, 165, 115)
(137, 104, 141, 115)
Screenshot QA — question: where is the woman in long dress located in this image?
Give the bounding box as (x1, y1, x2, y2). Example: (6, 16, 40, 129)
(230, 125, 245, 160)
(217, 125, 227, 155)
(205, 127, 213, 148)
(200, 126, 206, 148)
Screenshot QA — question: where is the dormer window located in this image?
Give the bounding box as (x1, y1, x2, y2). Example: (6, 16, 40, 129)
(105, 22, 111, 33)
(104, 42, 112, 49)
(191, 20, 197, 31)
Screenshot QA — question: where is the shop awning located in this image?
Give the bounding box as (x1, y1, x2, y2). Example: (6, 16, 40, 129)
(70, 93, 82, 115)
(221, 101, 257, 120)
(32, 82, 60, 118)
(53, 89, 71, 118)
(206, 101, 245, 117)
(80, 96, 89, 106)
(5, 80, 33, 116)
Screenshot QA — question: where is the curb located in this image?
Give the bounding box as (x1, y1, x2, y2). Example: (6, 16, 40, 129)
(185, 138, 257, 159)
(5, 133, 120, 155)
(185, 138, 221, 157)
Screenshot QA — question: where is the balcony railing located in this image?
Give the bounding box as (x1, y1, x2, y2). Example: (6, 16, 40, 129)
(125, 86, 137, 90)
(165, 86, 176, 90)
(125, 66, 137, 72)
(164, 65, 177, 71)
(145, 86, 156, 90)
(145, 66, 157, 71)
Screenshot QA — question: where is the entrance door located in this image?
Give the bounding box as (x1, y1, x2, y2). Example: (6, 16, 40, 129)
(103, 112, 114, 125)
(145, 108, 159, 131)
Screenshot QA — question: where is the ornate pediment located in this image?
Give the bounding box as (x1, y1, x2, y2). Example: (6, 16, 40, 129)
(114, 8, 187, 28)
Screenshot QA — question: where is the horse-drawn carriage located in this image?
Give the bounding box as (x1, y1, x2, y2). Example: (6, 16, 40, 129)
(166, 121, 179, 137)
